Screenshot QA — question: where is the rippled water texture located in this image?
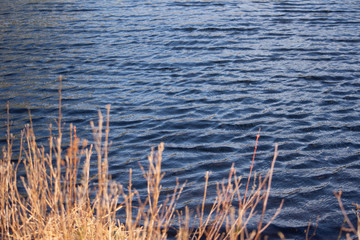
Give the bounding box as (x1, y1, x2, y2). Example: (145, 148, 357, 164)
(1, 0, 360, 238)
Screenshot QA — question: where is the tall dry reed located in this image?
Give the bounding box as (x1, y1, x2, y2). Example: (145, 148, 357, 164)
(334, 191, 360, 240)
(0, 79, 284, 239)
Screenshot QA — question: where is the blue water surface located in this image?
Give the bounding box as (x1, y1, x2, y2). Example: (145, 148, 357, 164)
(1, 0, 360, 238)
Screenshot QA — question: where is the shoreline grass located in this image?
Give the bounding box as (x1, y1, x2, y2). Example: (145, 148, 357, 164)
(0, 97, 284, 240)
(1, 81, 358, 239)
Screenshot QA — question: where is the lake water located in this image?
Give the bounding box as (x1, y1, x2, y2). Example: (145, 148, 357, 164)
(1, 0, 360, 238)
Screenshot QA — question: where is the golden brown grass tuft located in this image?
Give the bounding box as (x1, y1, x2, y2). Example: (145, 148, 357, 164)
(0, 79, 283, 239)
(0, 100, 123, 240)
(334, 191, 360, 240)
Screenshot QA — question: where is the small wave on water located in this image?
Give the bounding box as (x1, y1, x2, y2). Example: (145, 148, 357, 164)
(0, 0, 360, 238)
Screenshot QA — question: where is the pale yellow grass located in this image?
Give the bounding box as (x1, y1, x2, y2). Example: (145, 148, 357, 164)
(0, 79, 286, 239)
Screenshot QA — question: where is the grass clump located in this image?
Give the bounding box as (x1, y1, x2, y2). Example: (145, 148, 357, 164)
(334, 191, 360, 240)
(0, 82, 283, 239)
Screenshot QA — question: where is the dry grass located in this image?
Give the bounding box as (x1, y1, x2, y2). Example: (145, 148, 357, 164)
(0, 80, 284, 239)
(334, 191, 360, 240)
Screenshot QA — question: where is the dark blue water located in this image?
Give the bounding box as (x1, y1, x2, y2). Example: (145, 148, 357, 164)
(1, 0, 360, 238)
